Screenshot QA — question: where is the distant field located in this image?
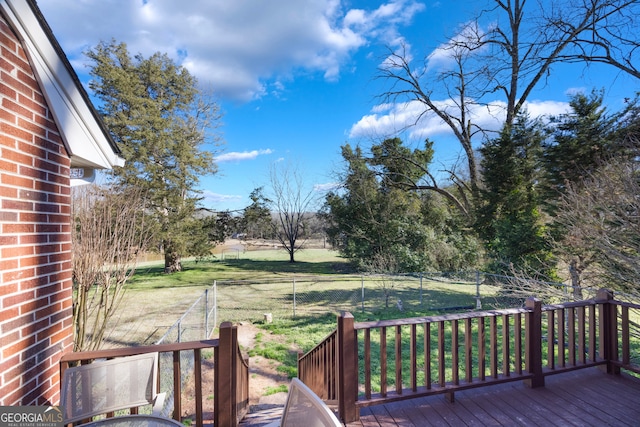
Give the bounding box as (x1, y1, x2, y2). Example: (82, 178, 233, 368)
(103, 247, 348, 346)
(103, 247, 498, 348)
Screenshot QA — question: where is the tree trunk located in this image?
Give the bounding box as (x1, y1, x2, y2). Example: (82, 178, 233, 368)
(164, 242, 182, 273)
(569, 259, 583, 300)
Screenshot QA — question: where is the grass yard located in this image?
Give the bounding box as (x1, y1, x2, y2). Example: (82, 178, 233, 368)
(101, 245, 640, 402)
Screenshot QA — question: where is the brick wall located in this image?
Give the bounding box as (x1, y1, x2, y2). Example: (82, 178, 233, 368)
(0, 12, 73, 405)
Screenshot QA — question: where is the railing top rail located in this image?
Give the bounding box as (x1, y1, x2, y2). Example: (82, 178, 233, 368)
(299, 329, 337, 361)
(60, 339, 219, 363)
(613, 299, 640, 310)
(353, 307, 530, 330)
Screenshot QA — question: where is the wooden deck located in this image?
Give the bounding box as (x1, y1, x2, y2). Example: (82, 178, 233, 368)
(240, 368, 640, 426)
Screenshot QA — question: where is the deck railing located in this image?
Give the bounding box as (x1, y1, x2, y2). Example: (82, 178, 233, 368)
(60, 322, 249, 427)
(299, 289, 640, 423)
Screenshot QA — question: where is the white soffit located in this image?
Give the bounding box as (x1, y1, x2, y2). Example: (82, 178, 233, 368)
(0, 0, 125, 170)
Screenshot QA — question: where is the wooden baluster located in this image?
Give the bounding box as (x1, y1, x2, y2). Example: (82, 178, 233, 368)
(410, 324, 417, 392)
(452, 319, 459, 385)
(194, 348, 203, 427)
(578, 306, 586, 364)
(424, 323, 431, 390)
(173, 350, 181, 422)
(478, 317, 485, 381)
(622, 305, 630, 366)
(558, 308, 565, 368)
(395, 325, 403, 394)
(547, 310, 555, 370)
(490, 316, 498, 379)
(364, 329, 371, 400)
(465, 318, 472, 383)
(589, 304, 596, 362)
(502, 314, 510, 377)
(438, 321, 446, 388)
(380, 326, 387, 397)
(514, 313, 522, 375)
(568, 308, 576, 366)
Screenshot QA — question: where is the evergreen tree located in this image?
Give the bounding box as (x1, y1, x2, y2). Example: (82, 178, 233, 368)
(541, 90, 615, 209)
(86, 40, 221, 273)
(324, 139, 481, 271)
(241, 187, 273, 239)
(477, 114, 552, 277)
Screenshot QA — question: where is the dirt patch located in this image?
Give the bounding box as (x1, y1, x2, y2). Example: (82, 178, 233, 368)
(181, 322, 293, 421)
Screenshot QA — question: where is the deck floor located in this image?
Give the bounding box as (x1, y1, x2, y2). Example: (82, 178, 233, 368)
(240, 367, 640, 426)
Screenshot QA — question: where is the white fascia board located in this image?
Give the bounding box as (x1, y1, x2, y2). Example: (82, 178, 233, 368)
(0, 0, 125, 169)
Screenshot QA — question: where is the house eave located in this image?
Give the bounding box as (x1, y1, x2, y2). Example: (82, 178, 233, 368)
(0, 0, 125, 171)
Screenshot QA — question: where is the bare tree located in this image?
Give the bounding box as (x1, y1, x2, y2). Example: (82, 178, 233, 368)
(554, 158, 640, 293)
(550, 0, 640, 79)
(363, 252, 401, 310)
(378, 0, 639, 216)
(72, 184, 153, 351)
(269, 162, 316, 262)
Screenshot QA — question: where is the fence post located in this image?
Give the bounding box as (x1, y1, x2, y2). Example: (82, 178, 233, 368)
(337, 312, 359, 423)
(293, 277, 297, 318)
(596, 289, 619, 374)
(215, 322, 239, 427)
(475, 271, 482, 309)
(524, 297, 544, 388)
(213, 281, 218, 330)
(205, 289, 209, 339)
(420, 273, 423, 305)
(361, 277, 365, 313)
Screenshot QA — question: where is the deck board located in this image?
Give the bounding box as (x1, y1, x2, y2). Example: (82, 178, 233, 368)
(240, 368, 640, 426)
(344, 368, 640, 427)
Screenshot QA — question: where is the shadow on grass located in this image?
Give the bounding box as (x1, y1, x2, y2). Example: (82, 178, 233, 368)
(219, 258, 353, 275)
(290, 286, 478, 319)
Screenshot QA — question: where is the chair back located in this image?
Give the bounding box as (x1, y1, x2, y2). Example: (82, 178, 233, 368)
(280, 378, 341, 427)
(60, 352, 160, 424)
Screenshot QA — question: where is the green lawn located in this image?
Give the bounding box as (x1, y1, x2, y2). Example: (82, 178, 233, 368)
(108, 248, 640, 390)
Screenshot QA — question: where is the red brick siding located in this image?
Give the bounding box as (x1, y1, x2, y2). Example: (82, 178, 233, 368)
(0, 12, 73, 405)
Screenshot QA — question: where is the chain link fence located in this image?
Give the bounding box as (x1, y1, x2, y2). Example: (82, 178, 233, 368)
(154, 287, 217, 418)
(214, 272, 491, 323)
(152, 270, 640, 416)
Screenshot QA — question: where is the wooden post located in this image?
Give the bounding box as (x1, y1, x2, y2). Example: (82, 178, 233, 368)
(338, 312, 359, 423)
(524, 298, 544, 388)
(215, 322, 238, 427)
(596, 289, 619, 375)
(173, 351, 181, 420)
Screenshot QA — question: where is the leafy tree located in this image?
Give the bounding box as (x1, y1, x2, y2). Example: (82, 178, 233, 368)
(539, 91, 617, 296)
(477, 114, 552, 277)
(86, 40, 221, 273)
(241, 187, 273, 239)
(542, 90, 616, 204)
(188, 211, 238, 260)
(324, 139, 481, 271)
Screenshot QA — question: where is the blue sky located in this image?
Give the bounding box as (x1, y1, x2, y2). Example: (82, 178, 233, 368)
(39, 0, 637, 212)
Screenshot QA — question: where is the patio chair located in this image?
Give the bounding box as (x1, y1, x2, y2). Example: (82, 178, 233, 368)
(264, 378, 342, 427)
(60, 352, 167, 425)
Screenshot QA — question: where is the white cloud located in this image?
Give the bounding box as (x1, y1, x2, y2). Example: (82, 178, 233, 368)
(314, 182, 341, 192)
(202, 190, 243, 204)
(350, 98, 571, 141)
(39, 0, 425, 102)
(215, 149, 273, 163)
(426, 21, 486, 72)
